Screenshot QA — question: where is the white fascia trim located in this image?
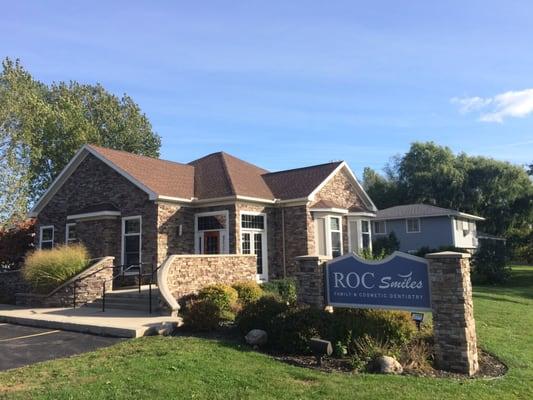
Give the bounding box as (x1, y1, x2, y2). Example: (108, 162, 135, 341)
(277, 197, 310, 206)
(67, 211, 121, 220)
(156, 195, 194, 204)
(29, 147, 89, 217)
(346, 212, 377, 218)
(310, 207, 348, 214)
(457, 212, 485, 221)
(192, 195, 276, 205)
(308, 162, 378, 212)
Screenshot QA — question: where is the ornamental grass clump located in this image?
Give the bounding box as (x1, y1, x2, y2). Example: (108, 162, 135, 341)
(22, 244, 89, 293)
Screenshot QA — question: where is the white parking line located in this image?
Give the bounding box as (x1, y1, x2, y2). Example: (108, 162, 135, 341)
(0, 330, 61, 342)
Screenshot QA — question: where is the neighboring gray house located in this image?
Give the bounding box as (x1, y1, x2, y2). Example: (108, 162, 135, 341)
(372, 204, 485, 253)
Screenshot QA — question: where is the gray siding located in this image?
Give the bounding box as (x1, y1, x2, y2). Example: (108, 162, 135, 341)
(372, 216, 454, 252)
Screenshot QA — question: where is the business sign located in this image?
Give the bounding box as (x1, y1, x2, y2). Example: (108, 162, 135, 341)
(326, 252, 431, 311)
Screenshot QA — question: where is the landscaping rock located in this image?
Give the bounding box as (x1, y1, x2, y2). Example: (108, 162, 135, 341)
(245, 329, 268, 346)
(157, 322, 176, 336)
(369, 356, 403, 375)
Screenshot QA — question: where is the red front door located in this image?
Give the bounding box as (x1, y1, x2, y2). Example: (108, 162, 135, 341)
(203, 231, 220, 254)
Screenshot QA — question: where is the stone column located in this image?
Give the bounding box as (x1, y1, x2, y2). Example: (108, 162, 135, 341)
(294, 255, 330, 308)
(426, 251, 479, 376)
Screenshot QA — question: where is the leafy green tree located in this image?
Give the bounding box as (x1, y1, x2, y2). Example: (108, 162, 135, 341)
(0, 58, 161, 226)
(363, 142, 533, 236)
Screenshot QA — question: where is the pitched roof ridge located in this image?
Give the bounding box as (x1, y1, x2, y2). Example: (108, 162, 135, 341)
(220, 151, 270, 174)
(87, 144, 193, 169)
(219, 152, 237, 196)
(263, 160, 343, 176)
(188, 151, 224, 165)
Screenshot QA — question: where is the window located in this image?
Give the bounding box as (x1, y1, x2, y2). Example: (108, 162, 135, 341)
(361, 220, 371, 249)
(122, 216, 141, 269)
(241, 214, 264, 230)
(40, 226, 54, 249)
(406, 218, 420, 233)
(240, 212, 268, 281)
(373, 221, 386, 235)
(330, 217, 342, 258)
(195, 211, 230, 255)
(65, 223, 77, 244)
(197, 215, 225, 231)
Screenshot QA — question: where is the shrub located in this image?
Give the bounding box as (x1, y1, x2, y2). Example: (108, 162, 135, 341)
(22, 244, 89, 293)
(269, 306, 333, 354)
(351, 334, 401, 372)
(261, 278, 297, 304)
(372, 232, 399, 257)
(182, 299, 221, 331)
(0, 219, 35, 270)
(472, 240, 511, 284)
(197, 284, 239, 321)
(232, 281, 263, 306)
(235, 294, 289, 335)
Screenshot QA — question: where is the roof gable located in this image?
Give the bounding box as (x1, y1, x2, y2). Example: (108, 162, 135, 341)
(263, 162, 342, 200)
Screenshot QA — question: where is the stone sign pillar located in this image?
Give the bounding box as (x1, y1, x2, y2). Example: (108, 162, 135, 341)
(426, 251, 479, 376)
(295, 255, 330, 309)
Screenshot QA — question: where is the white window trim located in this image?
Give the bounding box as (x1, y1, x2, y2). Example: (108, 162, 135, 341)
(194, 210, 230, 254)
(121, 215, 142, 275)
(347, 218, 373, 253)
(406, 218, 421, 234)
(39, 225, 54, 249)
(318, 215, 343, 258)
(65, 223, 77, 244)
(373, 220, 387, 235)
(239, 211, 268, 282)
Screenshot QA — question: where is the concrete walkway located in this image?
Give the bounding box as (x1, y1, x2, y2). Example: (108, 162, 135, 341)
(0, 304, 181, 338)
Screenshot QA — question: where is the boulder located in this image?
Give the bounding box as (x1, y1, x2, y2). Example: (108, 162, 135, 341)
(369, 356, 403, 375)
(157, 322, 177, 336)
(245, 329, 268, 346)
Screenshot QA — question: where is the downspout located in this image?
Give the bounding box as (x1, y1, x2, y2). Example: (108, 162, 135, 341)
(281, 207, 287, 278)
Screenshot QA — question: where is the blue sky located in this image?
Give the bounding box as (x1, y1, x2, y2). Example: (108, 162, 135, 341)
(2, 1, 533, 177)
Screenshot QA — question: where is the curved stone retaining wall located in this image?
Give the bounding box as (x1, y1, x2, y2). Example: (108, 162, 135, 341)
(15, 257, 114, 308)
(158, 254, 257, 315)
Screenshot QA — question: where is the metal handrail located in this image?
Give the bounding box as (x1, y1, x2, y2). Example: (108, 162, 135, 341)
(71, 261, 116, 309)
(101, 263, 145, 312)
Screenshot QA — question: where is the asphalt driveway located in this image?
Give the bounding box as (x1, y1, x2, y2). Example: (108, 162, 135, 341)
(0, 323, 124, 371)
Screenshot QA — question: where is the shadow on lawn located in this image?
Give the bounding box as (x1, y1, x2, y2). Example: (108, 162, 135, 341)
(473, 266, 533, 302)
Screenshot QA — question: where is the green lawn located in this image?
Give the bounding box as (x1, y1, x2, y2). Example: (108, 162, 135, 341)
(1, 266, 532, 400)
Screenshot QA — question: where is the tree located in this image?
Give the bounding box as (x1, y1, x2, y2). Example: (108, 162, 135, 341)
(363, 142, 533, 236)
(0, 58, 161, 226)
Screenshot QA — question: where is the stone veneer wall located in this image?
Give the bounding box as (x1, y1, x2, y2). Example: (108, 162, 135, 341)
(426, 252, 479, 375)
(156, 202, 195, 266)
(15, 257, 114, 308)
(161, 254, 256, 307)
(0, 270, 31, 304)
(294, 255, 329, 308)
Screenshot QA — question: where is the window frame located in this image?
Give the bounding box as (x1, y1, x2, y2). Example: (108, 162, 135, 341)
(329, 216, 343, 258)
(373, 220, 387, 235)
(65, 223, 77, 245)
(406, 218, 421, 234)
(239, 211, 268, 281)
(39, 225, 54, 249)
(121, 215, 142, 274)
(194, 210, 230, 254)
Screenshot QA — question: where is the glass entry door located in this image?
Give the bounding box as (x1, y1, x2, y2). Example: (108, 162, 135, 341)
(241, 231, 267, 281)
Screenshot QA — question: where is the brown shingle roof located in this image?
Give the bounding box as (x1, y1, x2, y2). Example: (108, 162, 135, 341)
(263, 162, 342, 200)
(88, 145, 344, 202)
(189, 152, 274, 200)
(87, 145, 195, 199)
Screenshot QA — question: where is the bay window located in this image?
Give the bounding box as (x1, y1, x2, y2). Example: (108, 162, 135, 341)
(314, 215, 343, 258)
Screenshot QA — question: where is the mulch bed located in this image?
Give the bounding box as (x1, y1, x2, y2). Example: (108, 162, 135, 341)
(270, 349, 507, 379)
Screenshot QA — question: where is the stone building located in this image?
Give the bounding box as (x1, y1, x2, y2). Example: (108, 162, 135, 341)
(30, 144, 377, 282)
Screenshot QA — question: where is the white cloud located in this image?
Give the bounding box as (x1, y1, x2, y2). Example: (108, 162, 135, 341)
(451, 88, 533, 123)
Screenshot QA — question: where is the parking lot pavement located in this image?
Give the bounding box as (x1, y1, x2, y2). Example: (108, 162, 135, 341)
(0, 323, 124, 371)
